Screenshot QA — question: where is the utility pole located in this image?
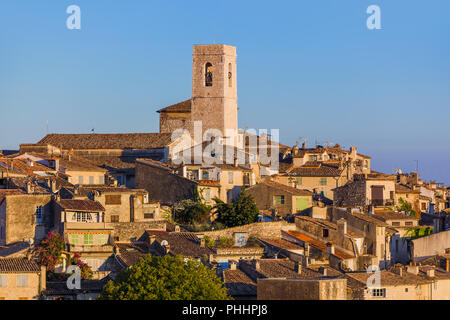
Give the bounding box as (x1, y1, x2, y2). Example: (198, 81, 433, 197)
(414, 160, 419, 175)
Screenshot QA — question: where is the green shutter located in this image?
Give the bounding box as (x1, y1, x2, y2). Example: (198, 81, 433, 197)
(296, 197, 309, 211)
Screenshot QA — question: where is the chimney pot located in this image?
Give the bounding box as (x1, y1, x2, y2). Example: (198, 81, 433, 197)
(326, 242, 335, 255)
(295, 261, 302, 274)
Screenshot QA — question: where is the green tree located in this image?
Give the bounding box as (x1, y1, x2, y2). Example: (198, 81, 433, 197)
(98, 255, 231, 300)
(214, 190, 259, 228)
(173, 187, 211, 224)
(396, 197, 417, 217)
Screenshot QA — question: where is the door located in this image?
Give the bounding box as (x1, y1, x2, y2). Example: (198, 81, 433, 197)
(371, 186, 384, 205)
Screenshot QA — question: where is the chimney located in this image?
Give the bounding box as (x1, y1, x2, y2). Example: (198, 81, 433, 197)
(229, 260, 237, 270)
(26, 251, 32, 261)
(74, 185, 79, 195)
(164, 244, 170, 255)
(294, 261, 302, 274)
(326, 242, 335, 255)
(27, 158, 34, 167)
(53, 159, 60, 171)
(426, 269, 435, 278)
(337, 218, 347, 235)
(304, 243, 310, 256)
(319, 267, 328, 276)
(40, 265, 46, 292)
(254, 260, 260, 271)
(26, 181, 33, 194)
(51, 178, 57, 193)
(197, 234, 205, 247)
(302, 142, 306, 150)
(406, 265, 419, 275)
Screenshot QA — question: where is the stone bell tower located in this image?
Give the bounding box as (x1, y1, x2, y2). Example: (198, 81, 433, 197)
(191, 44, 238, 145)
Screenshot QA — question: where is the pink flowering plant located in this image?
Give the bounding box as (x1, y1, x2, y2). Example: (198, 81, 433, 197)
(37, 231, 65, 272)
(67, 252, 93, 279)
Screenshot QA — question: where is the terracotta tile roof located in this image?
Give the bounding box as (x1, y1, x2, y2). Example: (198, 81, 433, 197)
(285, 162, 343, 177)
(395, 184, 420, 194)
(239, 259, 342, 281)
(0, 258, 41, 273)
(283, 230, 355, 260)
(0, 158, 54, 176)
(146, 231, 214, 257)
(253, 181, 313, 196)
(222, 269, 257, 296)
(157, 99, 192, 113)
(57, 199, 105, 212)
(346, 270, 431, 286)
(365, 171, 397, 180)
(115, 242, 149, 267)
(0, 189, 25, 203)
(374, 210, 419, 221)
(350, 213, 390, 227)
(278, 161, 293, 174)
(259, 238, 304, 251)
(38, 133, 174, 150)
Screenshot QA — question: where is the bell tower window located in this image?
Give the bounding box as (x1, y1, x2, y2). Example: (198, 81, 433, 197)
(205, 62, 213, 87)
(228, 63, 232, 87)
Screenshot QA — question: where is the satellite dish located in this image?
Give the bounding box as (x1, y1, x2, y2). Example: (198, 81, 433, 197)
(161, 240, 169, 247)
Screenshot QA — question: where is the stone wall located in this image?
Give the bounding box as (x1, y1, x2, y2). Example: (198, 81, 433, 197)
(333, 180, 366, 208)
(295, 217, 356, 256)
(412, 230, 450, 261)
(135, 160, 197, 205)
(198, 221, 296, 241)
(110, 220, 167, 242)
(257, 278, 347, 300)
(1, 194, 52, 245)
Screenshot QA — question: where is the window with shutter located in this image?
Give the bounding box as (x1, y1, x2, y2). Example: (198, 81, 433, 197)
(105, 195, 122, 205)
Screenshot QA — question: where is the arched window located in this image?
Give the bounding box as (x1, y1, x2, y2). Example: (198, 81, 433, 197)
(205, 62, 213, 86)
(228, 63, 232, 87)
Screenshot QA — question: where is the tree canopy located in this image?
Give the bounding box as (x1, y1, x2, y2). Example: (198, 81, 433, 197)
(396, 197, 417, 217)
(214, 190, 259, 228)
(173, 187, 211, 224)
(98, 255, 231, 300)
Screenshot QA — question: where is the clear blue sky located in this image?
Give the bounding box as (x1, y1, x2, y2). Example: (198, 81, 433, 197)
(1, 0, 449, 184)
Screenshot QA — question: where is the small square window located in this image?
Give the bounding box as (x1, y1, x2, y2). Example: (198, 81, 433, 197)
(228, 172, 234, 184)
(17, 275, 28, 287)
(83, 234, 94, 246)
(0, 275, 6, 287)
(371, 288, 386, 297)
(111, 215, 119, 223)
(144, 212, 154, 219)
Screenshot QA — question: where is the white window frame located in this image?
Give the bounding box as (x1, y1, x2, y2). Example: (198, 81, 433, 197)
(371, 288, 386, 298)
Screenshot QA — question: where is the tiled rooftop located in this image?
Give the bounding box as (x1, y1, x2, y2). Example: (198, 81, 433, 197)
(0, 258, 41, 273)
